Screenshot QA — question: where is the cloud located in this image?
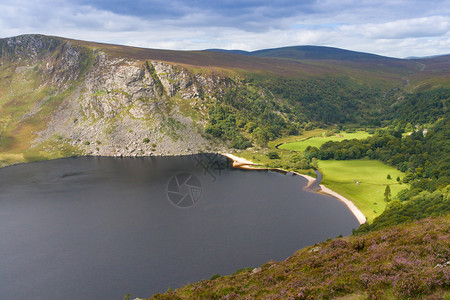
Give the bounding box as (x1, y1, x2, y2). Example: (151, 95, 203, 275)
(340, 16, 450, 39)
(0, 0, 449, 58)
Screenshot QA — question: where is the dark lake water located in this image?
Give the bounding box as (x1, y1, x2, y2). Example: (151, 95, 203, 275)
(0, 155, 359, 299)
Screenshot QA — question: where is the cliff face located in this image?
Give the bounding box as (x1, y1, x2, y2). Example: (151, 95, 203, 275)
(0, 35, 232, 157)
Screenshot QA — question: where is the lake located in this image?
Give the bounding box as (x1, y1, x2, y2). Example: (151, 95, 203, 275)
(0, 155, 359, 299)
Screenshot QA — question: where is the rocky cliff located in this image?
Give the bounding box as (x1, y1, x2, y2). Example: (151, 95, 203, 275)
(0, 35, 233, 159)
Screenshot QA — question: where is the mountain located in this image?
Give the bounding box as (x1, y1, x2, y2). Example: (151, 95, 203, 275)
(406, 54, 450, 59)
(0, 34, 449, 166)
(207, 45, 396, 61)
(205, 49, 251, 56)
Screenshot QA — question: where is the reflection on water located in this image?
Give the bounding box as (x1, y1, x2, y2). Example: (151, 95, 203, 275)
(0, 155, 359, 299)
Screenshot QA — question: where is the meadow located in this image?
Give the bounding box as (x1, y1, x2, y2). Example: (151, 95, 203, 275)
(318, 159, 406, 222)
(279, 130, 371, 152)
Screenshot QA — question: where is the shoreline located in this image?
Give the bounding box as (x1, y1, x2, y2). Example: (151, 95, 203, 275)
(319, 185, 367, 225)
(221, 152, 367, 225)
(2, 151, 366, 224)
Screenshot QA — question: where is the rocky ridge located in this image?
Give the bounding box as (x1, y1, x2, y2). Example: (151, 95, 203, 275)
(1, 35, 232, 157)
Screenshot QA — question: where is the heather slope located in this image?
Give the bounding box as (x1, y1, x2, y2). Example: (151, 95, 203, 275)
(63, 37, 423, 82)
(150, 215, 450, 299)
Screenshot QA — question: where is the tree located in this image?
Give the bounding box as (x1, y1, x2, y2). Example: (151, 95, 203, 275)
(251, 127, 269, 147)
(396, 176, 401, 182)
(384, 185, 391, 202)
(311, 158, 319, 169)
(267, 151, 280, 159)
(387, 174, 391, 179)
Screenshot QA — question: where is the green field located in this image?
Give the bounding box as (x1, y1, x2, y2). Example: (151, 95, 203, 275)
(318, 159, 406, 222)
(279, 131, 371, 152)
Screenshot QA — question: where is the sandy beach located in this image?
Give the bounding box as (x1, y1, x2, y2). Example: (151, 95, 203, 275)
(221, 153, 256, 167)
(221, 153, 367, 225)
(319, 185, 367, 224)
(297, 173, 316, 189)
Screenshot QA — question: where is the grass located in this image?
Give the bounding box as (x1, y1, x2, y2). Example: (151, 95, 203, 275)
(233, 147, 317, 176)
(267, 129, 325, 148)
(0, 153, 26, 167)
(279, 131, 371, 152)
(233, 129, 326, 173)
(318, 159, 406, 222)
(0, 40, 94, 167)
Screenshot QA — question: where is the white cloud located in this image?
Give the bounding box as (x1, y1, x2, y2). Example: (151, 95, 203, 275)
(340, 16, 450, 39)
(0, 0, 449, 58)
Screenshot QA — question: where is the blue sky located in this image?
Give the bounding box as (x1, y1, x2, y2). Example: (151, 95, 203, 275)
(0, 0, 449, 57)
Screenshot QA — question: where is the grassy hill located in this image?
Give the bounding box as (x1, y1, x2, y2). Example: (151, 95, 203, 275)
(150, 215, 450, 299)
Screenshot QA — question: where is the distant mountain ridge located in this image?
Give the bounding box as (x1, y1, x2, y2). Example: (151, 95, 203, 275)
(205, 45, 398, 61)
(206, 45, 450, 62)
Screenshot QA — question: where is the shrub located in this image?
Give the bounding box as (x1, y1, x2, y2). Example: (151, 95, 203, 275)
(209, 274, 221, 280)
(324, 131, 335, 137)
(267, 151, 280, 159)
(143, 138, 150, 143)
(232, 136, 252, 149)
(83, 141, 90, 145)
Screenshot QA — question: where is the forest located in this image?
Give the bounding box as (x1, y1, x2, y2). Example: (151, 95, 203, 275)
(205, 77, 449, 152)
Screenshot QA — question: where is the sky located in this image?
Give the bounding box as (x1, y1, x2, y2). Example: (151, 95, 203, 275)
(0, 0, 449, 58)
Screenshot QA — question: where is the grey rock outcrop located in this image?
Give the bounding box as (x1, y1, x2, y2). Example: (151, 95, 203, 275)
(17, 37, 230, 156)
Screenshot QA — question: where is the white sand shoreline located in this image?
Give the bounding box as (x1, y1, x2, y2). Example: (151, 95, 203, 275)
(319, 185, 367, 225)
(221, 152, 367, 225)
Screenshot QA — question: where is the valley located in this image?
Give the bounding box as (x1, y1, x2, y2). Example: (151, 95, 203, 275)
(0, 34, 449, 299)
